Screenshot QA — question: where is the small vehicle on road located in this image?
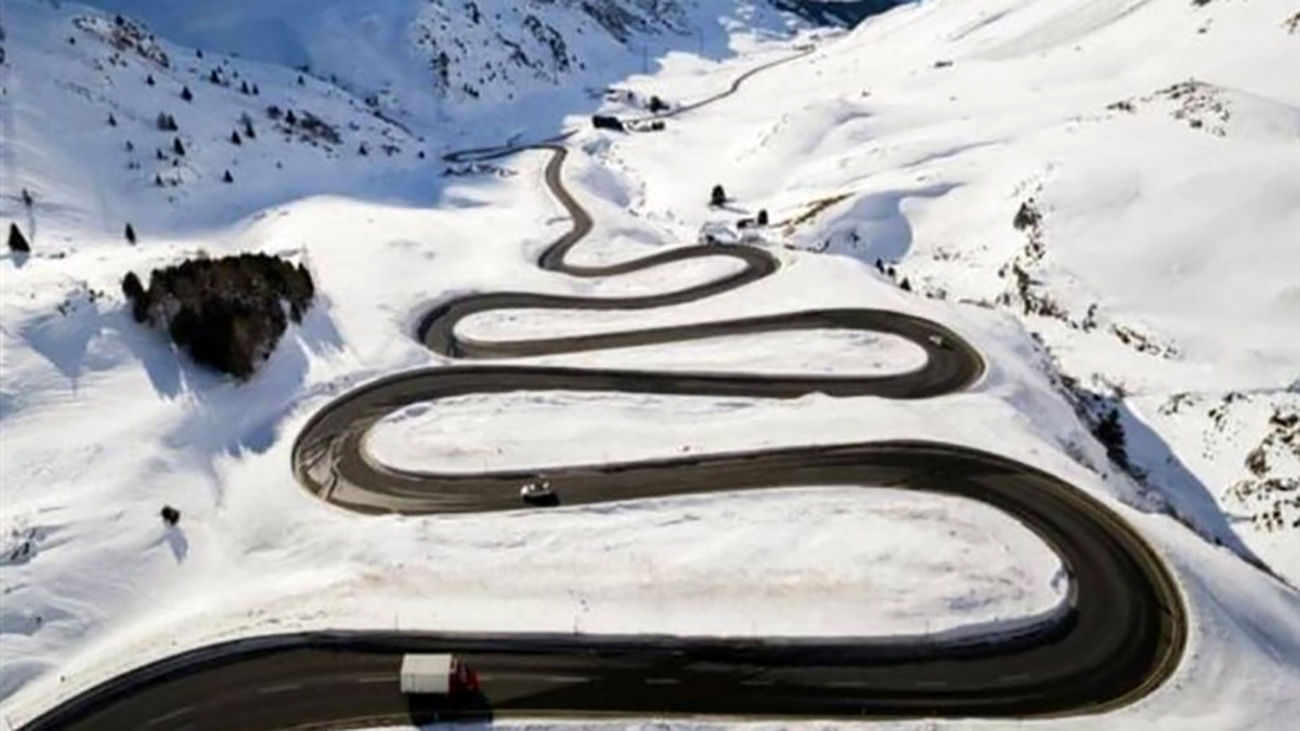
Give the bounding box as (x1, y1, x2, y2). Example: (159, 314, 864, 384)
(520, 479, 558, 507)
(399, 653, 480, 695)
(927, 334, 949, 349)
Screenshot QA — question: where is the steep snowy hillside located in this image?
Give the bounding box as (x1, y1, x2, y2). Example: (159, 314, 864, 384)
(589, 0, 1300, 584)
(0, 0, 811, 236)
(2, 0, 1299, 729)
(71, 0, 806, 126)
(0, 6, 432, 238)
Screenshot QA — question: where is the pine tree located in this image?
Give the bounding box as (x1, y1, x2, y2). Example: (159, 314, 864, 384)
(121, 271, 146, 321)
(297, 74, 305, 85)
(222, 170, 234, 183)
(172, 137, 185, 156)
(284, 109, 297, 125)
(155, 173, 164, 186)
(900, 277, 912, 292)
(240, 80, 250, 94)
(108, 112, 117, 126)
(1013, 200, 1040, 231)
(252, 84, 260, 95)
(180, 85, 193, 102)
(7, 223, 30, 253)
(230, 130, 242, 145)
(124, 223, 137, 244)
(146, 74, 155, 86)
(710, 184, 726, 207)
(875, 258, 884, 273)
(1094, 408, 1129, 468)
(209, 69, 220, 84)
(243, 118, 255, 139)
(357, 142, 368, 156)
(21, 188, 33, 207)
(756, 209, 769, 226)
(125, 140, 134, 152)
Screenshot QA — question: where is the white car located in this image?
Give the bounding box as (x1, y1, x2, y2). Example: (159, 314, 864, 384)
(520, 480, 557, 505)
(927, 334, 948, 349)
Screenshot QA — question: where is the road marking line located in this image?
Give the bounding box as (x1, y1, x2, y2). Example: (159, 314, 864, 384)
(257, 682, 303, 694)
(476, 672, 589, 683)
(356, 675, 393, 684)
(145, 706, 194, 727)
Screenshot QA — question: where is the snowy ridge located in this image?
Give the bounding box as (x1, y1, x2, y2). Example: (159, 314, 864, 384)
(56, 0, 803, 124)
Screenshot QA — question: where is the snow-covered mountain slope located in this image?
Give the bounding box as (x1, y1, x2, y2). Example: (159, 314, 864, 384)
(2, 0, 1299, 728)
(67, 0, 807, 125)
(1, 4, 433, 238)
(587, 0, 1300, 583)
(0, 0, 813, 236)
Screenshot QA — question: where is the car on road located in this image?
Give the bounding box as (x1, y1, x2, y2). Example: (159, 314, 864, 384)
(927, 334, 949, 349)
(520, 479, 558, 506)
(400, 653, 480, 695)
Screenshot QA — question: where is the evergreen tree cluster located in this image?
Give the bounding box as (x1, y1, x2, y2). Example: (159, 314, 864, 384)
(121, 253, 316, 379)
(1093, 407, 1130, 470)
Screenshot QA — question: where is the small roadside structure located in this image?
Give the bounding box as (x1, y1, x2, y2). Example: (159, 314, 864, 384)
(592, 115, 625, 132)
(626, 119, 666, 133)
(603, 87, 635, 103)
(698, 220, 740, 246)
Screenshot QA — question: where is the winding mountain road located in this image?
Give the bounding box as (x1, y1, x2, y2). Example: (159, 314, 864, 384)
(19, 45, 1185, 731)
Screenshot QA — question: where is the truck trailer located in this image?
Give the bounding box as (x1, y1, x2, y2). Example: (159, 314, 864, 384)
(399, 653, 480, 695)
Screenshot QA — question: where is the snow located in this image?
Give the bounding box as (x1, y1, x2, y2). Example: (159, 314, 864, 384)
(580, 0, 1300, 583)
(3, 0, 1300, 728)
(457, 326, 926, 375)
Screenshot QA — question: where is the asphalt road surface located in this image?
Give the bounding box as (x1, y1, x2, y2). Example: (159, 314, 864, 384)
(20, 47, 1185, 731)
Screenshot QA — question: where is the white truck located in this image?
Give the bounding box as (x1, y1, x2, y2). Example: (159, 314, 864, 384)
(399, 653, 480, 695)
